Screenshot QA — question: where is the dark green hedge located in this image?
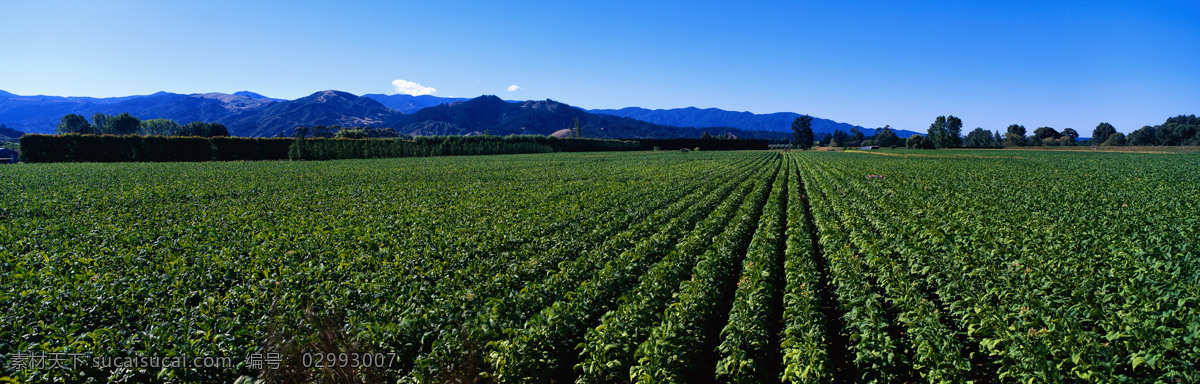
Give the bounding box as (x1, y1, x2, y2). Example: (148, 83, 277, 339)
(19, 134, 641, 163)
(19, 134, 294, 163)
(211, 137, 294, 161)
(288, 135, 638, 161)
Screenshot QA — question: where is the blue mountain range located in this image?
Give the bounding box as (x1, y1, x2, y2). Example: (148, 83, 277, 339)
(0, 89, 911, 138)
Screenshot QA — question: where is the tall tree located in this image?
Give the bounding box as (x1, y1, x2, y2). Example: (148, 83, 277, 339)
(848, 127, 865, 147)
(993, 131, 1002, 147)
(1103, 132, 1127, 146)
(294, 126, 310, 139)
(1061, 128, 1079, 146)
(311, 125, 330, 138)
(138, 118, 181, 136)
(819, 133, 832, 146)
(208, 123, 229, 137)
(1126, 126, 1157, 146)
(830, 129, 849, 147)
(928, 116, 947, 148)
(109, 112, 140, 135)
(791, 115, 814, 149)
(963, 127, 994, 148)
(1031, 127, 1061, 145)
(874, 125, 900, 147)
(946, 115, 963, 147)
(56, 113, 96, 134)
(92, 113, 114, 134)
(1092, 122, 1116, 144)
(1004, 124, 1027, 147)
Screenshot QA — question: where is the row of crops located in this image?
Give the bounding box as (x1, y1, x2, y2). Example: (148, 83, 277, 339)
(2, 149, 1197, 383)
(791, 150, 1200, 383)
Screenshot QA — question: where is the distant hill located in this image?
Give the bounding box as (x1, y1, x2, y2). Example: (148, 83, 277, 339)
(221, 90, 402, 137)
(0, 89, 867, 139)
(395, 95, 790, 140)
(589, 106, 919, 137)
(0, 90, 274, 134)
(361, 94, 468, 113)
(0, 124, 22, 141)
(232, 91, 283, 101)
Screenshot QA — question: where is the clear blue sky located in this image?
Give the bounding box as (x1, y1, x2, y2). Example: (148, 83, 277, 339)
(3, 1, 1197, 133)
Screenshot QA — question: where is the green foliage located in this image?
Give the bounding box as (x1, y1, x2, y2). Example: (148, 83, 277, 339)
(1093, 122, 1117, 144)
(1102, 132, 1127, 146)
(848, 128, 865, 148)
(138, 118, 182, 136)
(575, 164, 768, 383)
(629, 159, 777, 383)
(789, 150, 1200, 383)
(872, 125, 901, 148)
(1004, 124, 1028, 147)
(927, 115, 962, 148)
(211, 137, 294, 161)
(905, 134, 932, 149)
(778, 155, 830, 383)
(110, 112, 141, 135)
(56, 113, 97, 135)
(1032, 126, 1061, 141)
(830, 130, 849, 148)
(714, 162, 789, 382)
(19, 134, 291, 162)
(293, 126, 309, 139)
(963, 127, 997, 148)
(1106, 116, 1200, 146)
(91, 113, 113, 134)
(286, 136, 636, 161)
(792, 115, 814, 150)
(5, 150, 1198, 383)
(57, 113, 227, 137)
(334, 128, 370, 139)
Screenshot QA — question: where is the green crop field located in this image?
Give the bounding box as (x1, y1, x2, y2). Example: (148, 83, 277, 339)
(1, 150, 1197, 383)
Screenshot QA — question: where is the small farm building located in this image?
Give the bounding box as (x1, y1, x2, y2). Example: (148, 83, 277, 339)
(0, 148, 17, 164)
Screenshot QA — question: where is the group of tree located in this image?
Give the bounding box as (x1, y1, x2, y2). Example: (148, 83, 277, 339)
(1003, 116, 1199, 147)
(927, 115, 964, 148)
(56, 113, 228, 137)
(699, 130, 745, 140)
(1105, 115, 1200, 146)
(894, 114, 1199, 149)
(808, 125, 902, 148)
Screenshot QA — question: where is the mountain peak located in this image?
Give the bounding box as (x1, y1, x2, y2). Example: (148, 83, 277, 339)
(233, 91, 275, 100)
(303, 90, 359, 103)
(0, 89, 16, 98)
(520, 99, 572, 112)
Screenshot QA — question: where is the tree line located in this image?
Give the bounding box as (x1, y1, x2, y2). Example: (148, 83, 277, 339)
(19, 134, 639, 163)
(790, 114, 1200, 149)
(55, 113, 229, 137)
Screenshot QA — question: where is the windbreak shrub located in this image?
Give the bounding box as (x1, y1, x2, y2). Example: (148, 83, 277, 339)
(20, 133, 640, 163)
(287, 135, 636, 161)
(19, 134, 291, 163)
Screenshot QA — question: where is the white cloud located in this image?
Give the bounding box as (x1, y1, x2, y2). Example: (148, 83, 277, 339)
(391, 79, 437, 96)
(507, 84, 523, 92)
